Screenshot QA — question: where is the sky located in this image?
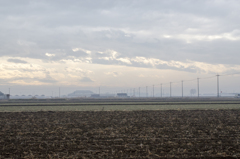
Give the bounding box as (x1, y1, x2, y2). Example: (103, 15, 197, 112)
(1, 0, 240, 96)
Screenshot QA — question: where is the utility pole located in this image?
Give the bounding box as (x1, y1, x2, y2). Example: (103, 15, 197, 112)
(161, 84, 162, 97)
(153, 85, 154, 97)
(197, 78, 199, 97)
(217, 74, 220, 97)
(59, 87, 60, 98)
(99, 87, 100, 95)
(170, 82, 172, 97)
(146, 86, 148, 97)
(182, 81, 183, 98)
(133, 88, 135, 97)
(139, 87, 140, 97)
(9, 88, 10, 95)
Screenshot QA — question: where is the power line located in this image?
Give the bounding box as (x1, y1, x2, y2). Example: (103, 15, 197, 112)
(139, 87, 140, 98)
(161, 83, 162, 97)
(153, 85, 154, 97)
(114, 71, 240, 98)
(146, 86, 148, 98)
(217, 74, 220, 97)
(182, 81, 183, 98)
(200, 75, 216, 80)
(197, 78, 199, 98)
(170, 82, 172, 97)
(220, 71, 240, 76)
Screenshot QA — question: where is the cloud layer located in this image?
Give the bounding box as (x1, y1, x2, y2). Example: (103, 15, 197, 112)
(1, 0, 240, 89)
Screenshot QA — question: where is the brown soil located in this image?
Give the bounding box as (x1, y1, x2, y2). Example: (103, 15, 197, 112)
(0, 110, 240, 158)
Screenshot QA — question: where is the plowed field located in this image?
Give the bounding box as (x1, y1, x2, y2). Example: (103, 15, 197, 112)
(1, 110, 240, 158)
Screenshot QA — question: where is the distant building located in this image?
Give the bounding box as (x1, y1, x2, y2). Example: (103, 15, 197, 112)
(99, 94, 115, 98)
(235, 94, 240, 98)
(68, 90, 94, 97)
(10, 94, 50, 99)
(117, 93, 128, 98)
(0, 91, 4, 98)
(91, 94, 100, 98)
(0, 91, 10, 100)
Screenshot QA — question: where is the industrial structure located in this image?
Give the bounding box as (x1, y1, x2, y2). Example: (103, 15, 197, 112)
(68, 90, 94, 98)
(117, 93, 128, 98)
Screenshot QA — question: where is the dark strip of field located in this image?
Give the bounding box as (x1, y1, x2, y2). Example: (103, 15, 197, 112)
(1, 97, 240, 107)
(1, 101, 240, 107)
(1, 97, 240, 104)
(1, 110, 240, 158)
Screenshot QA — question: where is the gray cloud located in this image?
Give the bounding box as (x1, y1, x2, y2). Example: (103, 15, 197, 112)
(36, 73, 58, 84)
(79, 77, 94, 82)
(0, 78, 10, 85)
(0, 77, 57, 85)
(7, 58, 28, 64)
(1, 0, 240, 71)
(0, 72, 57, 85)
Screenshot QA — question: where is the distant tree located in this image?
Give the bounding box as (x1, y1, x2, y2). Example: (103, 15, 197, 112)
(190, 89, 196, 96)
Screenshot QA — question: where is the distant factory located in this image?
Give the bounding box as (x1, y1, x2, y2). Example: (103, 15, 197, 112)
(90, 94, 115, 98)
(68, 90, 128, 98)
(117, 93, 129, 98)
(0, 90, 131, 100)
(67, 90, 118, 98)
(68, 90, 94, 97)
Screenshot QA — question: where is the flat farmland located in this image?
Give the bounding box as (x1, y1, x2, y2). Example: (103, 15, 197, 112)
(1, 99, 240, 112)
(1, 110, 240, 158)
(1, 99, 240, 158)
(1, 104, 240, 112)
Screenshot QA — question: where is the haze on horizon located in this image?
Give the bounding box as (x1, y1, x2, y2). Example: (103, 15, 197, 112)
(1, 0, 240, 96)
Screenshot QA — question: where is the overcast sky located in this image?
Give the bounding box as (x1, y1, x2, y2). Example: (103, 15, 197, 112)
(1, 0, 240, 95)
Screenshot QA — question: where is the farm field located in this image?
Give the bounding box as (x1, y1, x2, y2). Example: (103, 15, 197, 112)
(1, 104, 240, 112)
(1, 110, 240, 158)
(1, 99, 240, 112)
